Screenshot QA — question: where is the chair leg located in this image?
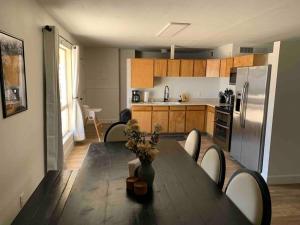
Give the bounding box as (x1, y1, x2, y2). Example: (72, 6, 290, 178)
(84, 116, 88, 128)
(94, 119, 101, 142)
(97, 120, 103, 138)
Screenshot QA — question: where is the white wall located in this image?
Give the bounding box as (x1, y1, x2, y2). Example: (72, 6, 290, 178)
(78, 47, 86, 101)
(261, 42, 281, 181)
(83, 47, 120, 122)
(0, 0, 77, 224)
(265, 39, 300, 184)
(120, 49, 135, 110)
(213, 43, 234, 58)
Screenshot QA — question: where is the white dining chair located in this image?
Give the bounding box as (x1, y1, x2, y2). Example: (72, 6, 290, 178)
(200, 145, 226, 189)
(104, 122, 127, 142)
(184, 129, 201, 162)
(225, 169, 271, 225)
(82, 105, 103, 141)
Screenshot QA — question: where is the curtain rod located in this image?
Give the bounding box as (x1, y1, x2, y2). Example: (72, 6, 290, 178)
(44, 25, 75, 47)
(59, 35, 74, 47)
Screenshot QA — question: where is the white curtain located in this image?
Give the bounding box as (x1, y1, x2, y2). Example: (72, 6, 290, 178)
(43, 26, 63, 171)
(72, 46, 86, 141)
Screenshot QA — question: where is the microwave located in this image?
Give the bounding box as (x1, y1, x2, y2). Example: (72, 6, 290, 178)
(229, 67, 237, 85)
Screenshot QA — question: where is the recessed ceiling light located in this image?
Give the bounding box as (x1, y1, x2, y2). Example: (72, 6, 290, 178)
(157, 22, 191, 38)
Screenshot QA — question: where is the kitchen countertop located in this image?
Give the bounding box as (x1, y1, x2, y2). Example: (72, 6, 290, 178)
(131, 98, 231, 108)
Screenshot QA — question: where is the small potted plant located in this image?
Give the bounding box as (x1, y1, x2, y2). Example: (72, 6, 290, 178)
(124, 119, 161, 188)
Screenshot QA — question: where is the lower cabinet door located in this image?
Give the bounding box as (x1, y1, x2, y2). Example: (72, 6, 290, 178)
(152, 111, 169, 133)
(185, 110, 206, 133)
(169, 111, 186, 133)
(206, 111, 215, 136)
(132, 111, 152, 133)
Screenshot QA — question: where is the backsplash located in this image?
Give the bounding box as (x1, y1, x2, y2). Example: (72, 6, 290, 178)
(134, 77, 234, 101)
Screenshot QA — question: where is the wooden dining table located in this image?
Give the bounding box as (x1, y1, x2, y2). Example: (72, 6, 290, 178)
(57, 140, 252, 225)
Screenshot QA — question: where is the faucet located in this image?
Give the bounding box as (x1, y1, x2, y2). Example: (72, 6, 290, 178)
(164, 85, 169, 102)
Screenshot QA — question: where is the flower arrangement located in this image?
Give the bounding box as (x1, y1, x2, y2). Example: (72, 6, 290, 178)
(124, 119, 161, 163)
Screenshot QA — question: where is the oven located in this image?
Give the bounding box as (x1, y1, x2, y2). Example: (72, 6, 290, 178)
(213, 106, 233, 151)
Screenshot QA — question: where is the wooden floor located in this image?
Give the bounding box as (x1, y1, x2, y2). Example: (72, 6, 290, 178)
(65, 125, 300, 225)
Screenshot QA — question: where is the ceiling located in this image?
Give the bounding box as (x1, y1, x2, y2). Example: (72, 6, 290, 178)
(38, 0, 300, 48)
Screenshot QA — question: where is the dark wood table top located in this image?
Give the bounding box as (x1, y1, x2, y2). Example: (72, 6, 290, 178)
(57, 140, 251, 225)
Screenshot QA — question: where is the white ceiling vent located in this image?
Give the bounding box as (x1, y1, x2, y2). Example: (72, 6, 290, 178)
(157, 22, 191, 37)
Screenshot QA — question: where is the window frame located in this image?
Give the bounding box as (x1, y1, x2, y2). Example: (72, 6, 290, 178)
(59, 42, 73, 138)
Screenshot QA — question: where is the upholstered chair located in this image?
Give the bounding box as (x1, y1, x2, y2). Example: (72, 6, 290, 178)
(225, 169, 271, 225)
(104, 122, 127, 142)
(184, 129, 201, 162)
(200, 145, 226, 189)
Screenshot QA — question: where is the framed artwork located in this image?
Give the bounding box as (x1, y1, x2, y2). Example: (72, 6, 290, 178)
(0, 31, 27, 118)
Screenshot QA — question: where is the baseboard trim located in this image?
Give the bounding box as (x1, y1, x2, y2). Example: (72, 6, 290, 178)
(267, 174, 300, 184)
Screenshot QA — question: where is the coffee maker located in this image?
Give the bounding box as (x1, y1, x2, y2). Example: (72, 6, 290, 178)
(132, 90, 141, 102)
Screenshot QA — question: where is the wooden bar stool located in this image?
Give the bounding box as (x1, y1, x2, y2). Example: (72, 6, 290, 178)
(83, 105, 103, 142)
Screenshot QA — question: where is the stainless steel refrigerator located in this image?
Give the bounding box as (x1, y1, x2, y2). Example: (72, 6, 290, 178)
(231, 65, 271, 172)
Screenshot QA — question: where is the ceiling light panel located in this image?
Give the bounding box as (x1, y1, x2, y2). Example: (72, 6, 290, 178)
(157, 22, 191, 37)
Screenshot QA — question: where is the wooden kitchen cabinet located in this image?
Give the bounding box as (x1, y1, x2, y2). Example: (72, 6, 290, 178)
(131, 59, 154, 88)
(169, 107, 186, 133)
(180, 59, 194, 77)
(167, 59, 180, 77)
(193, 60, 206, 77)
(206, 106, 215, 136)
(132, 106, 152, 133)
(220, 58, 233, 77)
(154, 59, 167, 77)
(152, 106, 169, 133)
(185, 106, 206, 132)
(233, 54, 268, 68)
(206, 59, 220, 77)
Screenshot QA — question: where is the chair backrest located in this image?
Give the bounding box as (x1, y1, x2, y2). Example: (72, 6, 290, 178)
(88, 110, 96, 120)
(200, 145, 225, 189)
(120, 108, 132, 123)
(184, 129, 201, 162)
(225, 169, 271, 225)
(104, 122, 127, 142)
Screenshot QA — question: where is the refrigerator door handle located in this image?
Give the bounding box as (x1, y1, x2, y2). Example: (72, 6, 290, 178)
(240, 83, 246, 127)
(242, 82, 249, 128)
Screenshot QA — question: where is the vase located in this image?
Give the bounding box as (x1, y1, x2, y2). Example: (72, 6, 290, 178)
(137, 160, 155, 188)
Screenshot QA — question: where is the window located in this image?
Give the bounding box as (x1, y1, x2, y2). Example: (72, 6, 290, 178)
(59, 44, 72, 137)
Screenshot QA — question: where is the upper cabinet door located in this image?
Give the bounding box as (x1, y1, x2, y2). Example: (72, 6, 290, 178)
(220, 59, 227, 77)
(167, 59, 180, 77)
(233, 55, 254, 67)
(180, 60, 194, 77)
(234, 54, 268, 68)
(131, 59, 154, 88)
(220, 58, 233, 77)
(193, 60, 206, 77)
(206, 59, 220, 77)
(154, 59, 167, 77)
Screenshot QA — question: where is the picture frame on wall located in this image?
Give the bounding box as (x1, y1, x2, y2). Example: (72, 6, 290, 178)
(0, 31, 28, 118)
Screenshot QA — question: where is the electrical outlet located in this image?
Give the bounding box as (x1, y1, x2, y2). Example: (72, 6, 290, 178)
(19, 193, 24, 209)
